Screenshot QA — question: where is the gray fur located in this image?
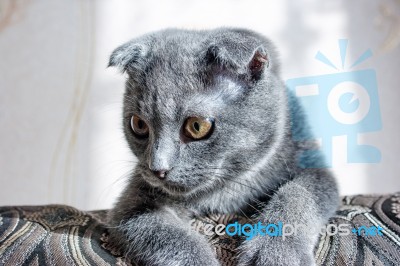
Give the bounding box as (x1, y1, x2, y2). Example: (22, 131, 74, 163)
(107, 28, 339, 266)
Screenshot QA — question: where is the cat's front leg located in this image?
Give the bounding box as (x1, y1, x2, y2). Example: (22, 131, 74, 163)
(108, 203, 219, 266)
(238, 169, 339, 266)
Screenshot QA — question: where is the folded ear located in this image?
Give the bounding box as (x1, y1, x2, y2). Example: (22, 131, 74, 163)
(108, 42, 148, 73)
(204, 43, 269, 82)
(248, 46, 269, 80)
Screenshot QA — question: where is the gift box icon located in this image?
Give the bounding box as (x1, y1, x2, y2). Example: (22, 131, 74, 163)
(286, 40, 382, 168)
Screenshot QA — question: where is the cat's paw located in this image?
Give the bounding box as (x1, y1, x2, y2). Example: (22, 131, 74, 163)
(237, 236, 315, 266)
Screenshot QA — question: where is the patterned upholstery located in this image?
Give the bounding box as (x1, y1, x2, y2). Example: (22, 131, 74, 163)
(1, 193, 400, 265)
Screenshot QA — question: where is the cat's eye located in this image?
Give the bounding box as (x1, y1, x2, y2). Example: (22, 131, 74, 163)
(182, 117, 214, 141)
(131, 115, 149, 138)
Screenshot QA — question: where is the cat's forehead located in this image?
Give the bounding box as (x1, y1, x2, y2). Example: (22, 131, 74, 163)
(118, 28, 269, 120)
(146, 58, 200, 93)
(129, 73, 241, 122)
(128, 46, 206, 118)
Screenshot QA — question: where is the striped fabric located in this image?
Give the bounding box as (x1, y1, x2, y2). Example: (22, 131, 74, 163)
(1, 193, 400, 265)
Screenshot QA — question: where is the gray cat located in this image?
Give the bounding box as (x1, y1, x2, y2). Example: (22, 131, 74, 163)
(107, 28, 339, 266)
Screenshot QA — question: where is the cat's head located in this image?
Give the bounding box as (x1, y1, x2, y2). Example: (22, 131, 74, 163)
(109, 28, 287, 197)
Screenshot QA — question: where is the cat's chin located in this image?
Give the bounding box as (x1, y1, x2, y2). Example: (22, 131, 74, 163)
(146, 180, 206, 198)
(142, 175, 213, 198)
(143, 178, 192, 196)
(160, 185, 191, 196)
(161, 182, 215, 199)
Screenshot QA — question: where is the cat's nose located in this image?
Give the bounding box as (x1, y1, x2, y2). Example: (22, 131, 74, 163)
(152, 170, 168, 179)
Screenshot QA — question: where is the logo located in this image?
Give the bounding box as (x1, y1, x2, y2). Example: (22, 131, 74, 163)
(189, 220, 383, 240)
(286, 39, 382, 168)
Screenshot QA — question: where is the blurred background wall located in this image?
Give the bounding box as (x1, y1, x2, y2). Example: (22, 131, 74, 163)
(0, 0, 399, 210)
